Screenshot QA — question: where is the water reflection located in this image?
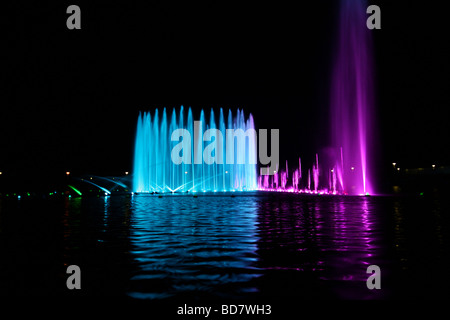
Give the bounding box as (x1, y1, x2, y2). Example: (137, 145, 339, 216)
(4, 191, 447, 298)
(254, 194, 384, 299)
(389, 193, 450, 299)
(62, 197, 82, 267)
(126, 193, 386, 300)
(128, 193, 262, 299)
(60, 195, 134, 295)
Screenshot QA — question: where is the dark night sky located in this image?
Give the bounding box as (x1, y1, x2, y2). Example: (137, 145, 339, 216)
(2, 1, 450, 189)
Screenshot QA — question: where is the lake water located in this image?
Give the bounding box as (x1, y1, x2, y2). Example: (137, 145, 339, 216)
(0, 191, 449, 301)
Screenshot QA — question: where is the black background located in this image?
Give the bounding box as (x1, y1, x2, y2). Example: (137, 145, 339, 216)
(2, 1, 449, 192)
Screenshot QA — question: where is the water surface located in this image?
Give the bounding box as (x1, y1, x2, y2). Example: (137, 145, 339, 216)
(0, 192, 448, 300)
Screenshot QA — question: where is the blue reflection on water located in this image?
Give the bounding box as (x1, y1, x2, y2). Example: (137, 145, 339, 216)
(127, 193, 262, 299)
(126, 193, 387, 300)
(1, 190, 448, 298)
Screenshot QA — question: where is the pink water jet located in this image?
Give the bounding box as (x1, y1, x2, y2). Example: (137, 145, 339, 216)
(331, 0, 376, 195)
(258, 0, 376, 196)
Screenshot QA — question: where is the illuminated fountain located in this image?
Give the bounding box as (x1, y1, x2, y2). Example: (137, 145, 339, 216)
(133, 107, 258, 193)
(258, 0, 376, 196)
(258, 155, 333, 195)
(133, 1, 375, 197)
(330, 0, 376, 195)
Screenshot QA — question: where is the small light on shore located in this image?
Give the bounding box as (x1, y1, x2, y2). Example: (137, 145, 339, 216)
(66, 172, 70, 175)
(125, 171, 129, 175)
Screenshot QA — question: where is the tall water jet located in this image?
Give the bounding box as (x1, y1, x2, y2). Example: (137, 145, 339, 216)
(331, 0, 376, 195)
(133, 107, 258, 193)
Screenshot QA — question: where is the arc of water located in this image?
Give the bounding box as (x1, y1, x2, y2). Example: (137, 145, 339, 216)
(78, 178, 111, 194)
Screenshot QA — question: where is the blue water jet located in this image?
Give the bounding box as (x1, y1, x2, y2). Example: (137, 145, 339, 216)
(133, 106, 257, 193)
